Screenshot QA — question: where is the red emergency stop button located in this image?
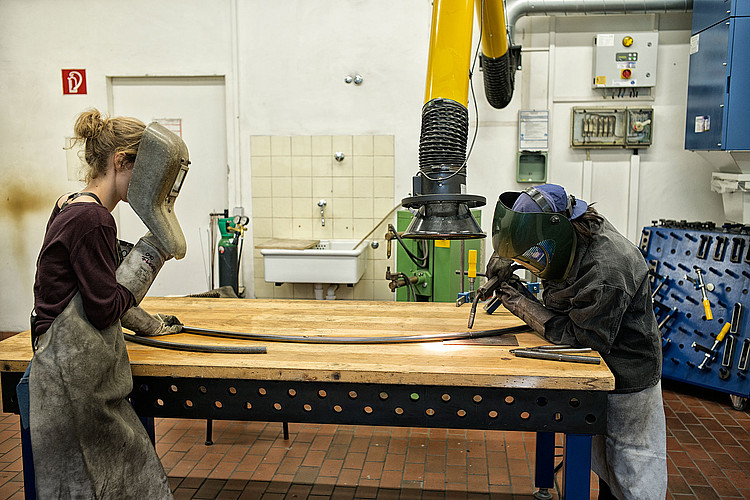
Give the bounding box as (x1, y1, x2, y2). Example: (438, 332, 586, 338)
(621, 68, 632, 79)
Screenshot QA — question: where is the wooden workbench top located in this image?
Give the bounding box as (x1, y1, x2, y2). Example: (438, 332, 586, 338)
(0, 298, 614, 391)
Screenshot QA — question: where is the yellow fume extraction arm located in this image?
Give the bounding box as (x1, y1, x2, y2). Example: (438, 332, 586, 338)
(401, 0, 519, 240)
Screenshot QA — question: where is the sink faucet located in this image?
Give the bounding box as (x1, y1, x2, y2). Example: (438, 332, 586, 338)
(317, 199, 327, 226)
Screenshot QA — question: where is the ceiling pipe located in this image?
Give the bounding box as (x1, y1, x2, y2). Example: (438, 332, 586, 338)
(505, 0, 693, 43)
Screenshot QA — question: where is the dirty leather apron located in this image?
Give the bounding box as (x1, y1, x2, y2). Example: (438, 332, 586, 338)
(29, 292, 172, 499)
(591, 381, 667, 500)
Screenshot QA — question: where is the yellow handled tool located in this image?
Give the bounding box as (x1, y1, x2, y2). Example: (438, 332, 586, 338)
(703, 299, 713, 321)
(698, 322, 732, 370)
(717, 321, 731, 343)
(468, 250, 477, 279)
(694, 267, 713, 320)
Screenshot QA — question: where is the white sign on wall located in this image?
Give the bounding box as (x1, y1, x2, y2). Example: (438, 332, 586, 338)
(519, 110, 549, 151)
(153, 118, 183, 138)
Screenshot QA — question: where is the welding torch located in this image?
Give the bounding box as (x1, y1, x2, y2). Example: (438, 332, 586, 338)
(467, 275, 500, 329)
(467, 261, 524, 329)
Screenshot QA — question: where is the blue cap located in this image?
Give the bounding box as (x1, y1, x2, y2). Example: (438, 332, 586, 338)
(511, 184, 588, 220)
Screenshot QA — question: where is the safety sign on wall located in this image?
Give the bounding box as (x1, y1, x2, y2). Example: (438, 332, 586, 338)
(62, 69, 87, 95)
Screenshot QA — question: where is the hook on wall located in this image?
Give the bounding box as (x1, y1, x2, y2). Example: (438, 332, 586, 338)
(344, 74, 363, 85)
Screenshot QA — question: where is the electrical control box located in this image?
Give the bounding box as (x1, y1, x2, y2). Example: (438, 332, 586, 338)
(592, 32, 658, 88)
(570, 106, 653, 148)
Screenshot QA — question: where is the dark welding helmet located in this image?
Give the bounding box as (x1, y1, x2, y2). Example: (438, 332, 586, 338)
(491, 185, 587, 281)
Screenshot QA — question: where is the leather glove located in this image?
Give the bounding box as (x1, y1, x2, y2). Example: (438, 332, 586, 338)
(121, 306, 182, 336)
(116, 232, 170, 305)
(485, 252, 515, 284)
(477, 252, 516, 300)
(498, 282, 555, 336)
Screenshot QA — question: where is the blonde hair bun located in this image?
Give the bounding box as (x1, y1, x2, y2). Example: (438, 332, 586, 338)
(71, 108, 146, 182)
(74, 108, 107, 139)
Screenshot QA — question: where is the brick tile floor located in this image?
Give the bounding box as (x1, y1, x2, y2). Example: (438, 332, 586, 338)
(0, 379, 748, 499)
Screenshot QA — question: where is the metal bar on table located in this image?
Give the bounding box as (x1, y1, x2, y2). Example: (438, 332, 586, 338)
(511, 349, 601, 364)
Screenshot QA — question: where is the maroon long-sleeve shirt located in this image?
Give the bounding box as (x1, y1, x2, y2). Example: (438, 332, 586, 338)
(33, 201, 135, 336)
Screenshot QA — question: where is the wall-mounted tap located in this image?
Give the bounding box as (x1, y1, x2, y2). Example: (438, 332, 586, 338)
(317, 199, 327, 226)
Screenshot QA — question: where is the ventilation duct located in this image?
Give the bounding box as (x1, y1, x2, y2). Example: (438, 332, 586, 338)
(505, 0, 693, 43)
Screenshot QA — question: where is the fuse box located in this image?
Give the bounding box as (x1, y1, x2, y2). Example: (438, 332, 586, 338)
(640, 220, 750, 408)
(570, 106, 653, 148)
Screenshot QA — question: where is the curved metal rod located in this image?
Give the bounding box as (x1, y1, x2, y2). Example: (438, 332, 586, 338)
(123, 332, 267, 354)
(179, 324, 530, 344)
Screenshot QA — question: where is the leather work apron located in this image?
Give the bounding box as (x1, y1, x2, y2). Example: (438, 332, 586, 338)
(591, 381, 668, 500)
(29, 293, 172, 499)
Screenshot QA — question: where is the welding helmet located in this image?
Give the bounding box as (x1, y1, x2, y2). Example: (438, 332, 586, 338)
(491, 185, 587, 281)
(128, 122, 190, 259)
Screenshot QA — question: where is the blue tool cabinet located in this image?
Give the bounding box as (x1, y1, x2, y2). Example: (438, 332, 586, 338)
(639, 221, 750, 407)
(684, 0, 750, 151)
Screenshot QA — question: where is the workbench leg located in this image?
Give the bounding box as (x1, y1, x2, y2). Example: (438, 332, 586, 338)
(561, 433, 592, 500)
(20, 424, 37, 500)
(140, 417, 156, 446)
(205, 419, 213, 445)
(533, 432, 555, 499)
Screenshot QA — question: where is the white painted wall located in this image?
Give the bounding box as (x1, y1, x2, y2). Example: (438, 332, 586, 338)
(0, 1, 724, 330)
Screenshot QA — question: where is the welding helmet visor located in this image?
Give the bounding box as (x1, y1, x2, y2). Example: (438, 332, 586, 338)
(128, 122, 190, 259)
(491, 191, 577, 281)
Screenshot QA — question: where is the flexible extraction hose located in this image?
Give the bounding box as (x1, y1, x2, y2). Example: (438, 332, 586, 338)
(477, 0, 517, 109)
(123, 332, 267, 354)
(179, 324, 529, 344)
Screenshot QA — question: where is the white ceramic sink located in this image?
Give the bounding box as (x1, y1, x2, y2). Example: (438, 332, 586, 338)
(260, 239, 368, 284)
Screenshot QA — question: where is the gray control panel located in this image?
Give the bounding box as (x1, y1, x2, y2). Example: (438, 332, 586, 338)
(592, 32, 658, 88)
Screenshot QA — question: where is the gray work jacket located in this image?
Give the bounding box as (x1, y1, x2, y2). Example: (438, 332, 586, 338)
(542, 218, 662, 393)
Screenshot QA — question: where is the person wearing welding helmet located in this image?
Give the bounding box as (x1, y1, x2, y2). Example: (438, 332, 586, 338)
(485, 184, 666, 500)
(16, 109, 192, 498)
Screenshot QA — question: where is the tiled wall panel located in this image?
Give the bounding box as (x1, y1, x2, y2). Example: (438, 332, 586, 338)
(250, 135, 395, 300)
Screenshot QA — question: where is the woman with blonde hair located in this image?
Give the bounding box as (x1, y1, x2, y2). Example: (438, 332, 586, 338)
(19, 108, 180, 499)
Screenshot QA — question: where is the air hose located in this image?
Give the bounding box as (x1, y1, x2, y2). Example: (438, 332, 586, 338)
(387, 224, 428, 268)
(179, 324, 529, 344)
(123, 332, 267, 354)
(123, 324, 529, 353)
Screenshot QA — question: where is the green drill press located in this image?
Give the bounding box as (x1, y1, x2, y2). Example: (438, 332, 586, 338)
(387, 210, 483, 302)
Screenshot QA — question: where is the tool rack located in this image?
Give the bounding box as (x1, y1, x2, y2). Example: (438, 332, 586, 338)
(640, 220, 750, 409)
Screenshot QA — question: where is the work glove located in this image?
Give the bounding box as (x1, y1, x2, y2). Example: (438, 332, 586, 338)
(485, 252, 515, 284)
(477, 252, 516, 300)
(498, 281, 556, 336)
(116, 232, 171, 305)
(121, 306, 183, 336)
